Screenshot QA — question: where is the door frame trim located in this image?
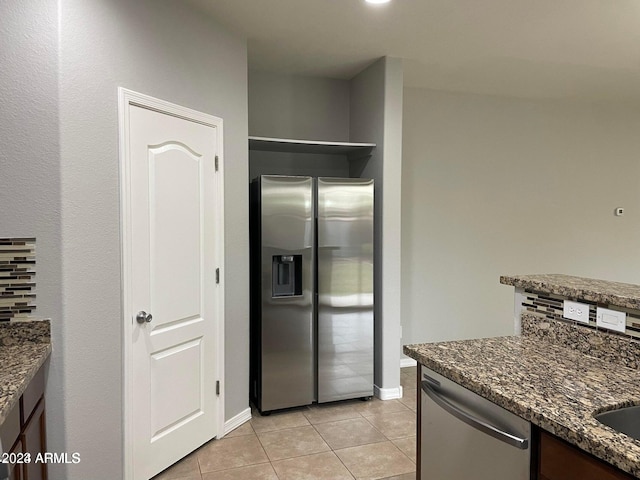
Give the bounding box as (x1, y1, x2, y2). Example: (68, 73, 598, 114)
(118, 88, 225, 480)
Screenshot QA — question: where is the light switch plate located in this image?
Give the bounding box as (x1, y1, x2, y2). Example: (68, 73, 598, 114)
(563, 300, 590, 323)
(596, 307, 626, 333)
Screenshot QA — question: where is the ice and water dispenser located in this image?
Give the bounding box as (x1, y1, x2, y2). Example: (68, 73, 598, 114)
(272, 255, 302, 297)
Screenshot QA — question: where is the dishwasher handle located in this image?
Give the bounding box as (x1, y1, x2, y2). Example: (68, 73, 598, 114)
(422, 381, 529, 450)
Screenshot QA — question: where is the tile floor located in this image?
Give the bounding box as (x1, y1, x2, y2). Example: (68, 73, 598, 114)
(152, 367, 418, 480)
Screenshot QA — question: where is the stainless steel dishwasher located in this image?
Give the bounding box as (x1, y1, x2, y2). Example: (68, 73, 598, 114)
(421, 366, 531, 479)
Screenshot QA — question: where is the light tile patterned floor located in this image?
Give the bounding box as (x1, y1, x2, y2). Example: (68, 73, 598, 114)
(152, 367, 418, 480)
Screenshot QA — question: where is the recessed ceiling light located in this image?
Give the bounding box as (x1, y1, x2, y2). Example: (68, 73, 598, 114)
(365, 0, 391, 4)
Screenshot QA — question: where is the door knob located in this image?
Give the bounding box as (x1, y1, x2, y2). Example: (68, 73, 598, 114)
(136, 311, 153, 324)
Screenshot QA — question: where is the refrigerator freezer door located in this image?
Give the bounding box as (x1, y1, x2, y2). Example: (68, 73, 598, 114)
(317, 177, 374, 403)
(260, 176, 315, 411)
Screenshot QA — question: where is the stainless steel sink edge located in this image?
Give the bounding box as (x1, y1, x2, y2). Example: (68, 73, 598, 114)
(594, 403, 640, 442)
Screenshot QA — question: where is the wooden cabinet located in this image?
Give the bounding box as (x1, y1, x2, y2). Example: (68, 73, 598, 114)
(538, 430, 635, 480)
(8, 440, 23, 480)
(0, 365, 47, 480)
(21, 398, 46, 480)
(1, 398, 21, 480)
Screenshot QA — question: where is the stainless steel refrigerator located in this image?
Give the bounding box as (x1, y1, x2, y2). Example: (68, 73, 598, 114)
(250, 175, 374, 413)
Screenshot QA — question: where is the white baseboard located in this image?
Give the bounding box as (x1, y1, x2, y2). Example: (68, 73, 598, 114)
(222, 407, 252, 437)
(374, 384, 403, 400)
(400, 357, 417, 368)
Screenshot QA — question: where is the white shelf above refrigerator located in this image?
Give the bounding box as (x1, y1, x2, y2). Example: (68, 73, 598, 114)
(248, 136, 376, 156)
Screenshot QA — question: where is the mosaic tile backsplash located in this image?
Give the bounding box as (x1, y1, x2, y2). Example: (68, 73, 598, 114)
(502, 275, 640, 370)
(0, 238, 36, 321)
(522, 289, 640, 339)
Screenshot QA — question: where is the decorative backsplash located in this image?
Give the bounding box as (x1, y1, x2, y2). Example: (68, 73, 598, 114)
(522, 289, 640, 340)
(0, 238, 36, 321)
(504, 275, 640, 370)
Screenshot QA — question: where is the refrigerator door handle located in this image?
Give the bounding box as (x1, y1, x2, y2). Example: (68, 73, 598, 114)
(421, 381, 529, 450)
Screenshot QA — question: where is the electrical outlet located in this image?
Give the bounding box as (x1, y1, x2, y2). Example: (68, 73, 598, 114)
(596, 307, 626, 333)
(563, 300, 590, 323)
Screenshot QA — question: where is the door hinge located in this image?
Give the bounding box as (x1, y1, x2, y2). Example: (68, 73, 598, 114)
(216, 380, 221, 396)
(215, 155, 219, 171)
(216, 267, 220, 284)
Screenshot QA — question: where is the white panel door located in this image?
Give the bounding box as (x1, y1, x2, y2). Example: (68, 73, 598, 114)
(129, 104, 220, 480)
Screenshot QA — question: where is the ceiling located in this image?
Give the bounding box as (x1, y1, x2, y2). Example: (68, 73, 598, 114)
(189, 0, 640, 103)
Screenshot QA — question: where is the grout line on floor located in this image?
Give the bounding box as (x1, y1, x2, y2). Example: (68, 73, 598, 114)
(252, 422, 275, 464)
(163, 368, 418, 480)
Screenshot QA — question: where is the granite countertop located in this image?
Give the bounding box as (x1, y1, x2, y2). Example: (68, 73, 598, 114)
(404, 335, 640, 477)
(500, 273, 640, 310)
(0, 320, 51, 426)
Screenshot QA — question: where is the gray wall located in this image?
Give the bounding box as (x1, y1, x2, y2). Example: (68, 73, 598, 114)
(2, 1, 247, 475)
(402, 87, 640, 346)
(249, 151, 350, 179)
(249, 70, 350, 141)
(0, 0, 60, 321)
(0, 0, 64, 472)
(248, 71, 352, 179)
(350, 58, 404, 393)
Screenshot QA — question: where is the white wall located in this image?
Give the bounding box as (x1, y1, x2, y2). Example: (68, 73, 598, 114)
(59, 1, 248, 478)
(350, 57, 404, 395)
(402, 88, 640, 346)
